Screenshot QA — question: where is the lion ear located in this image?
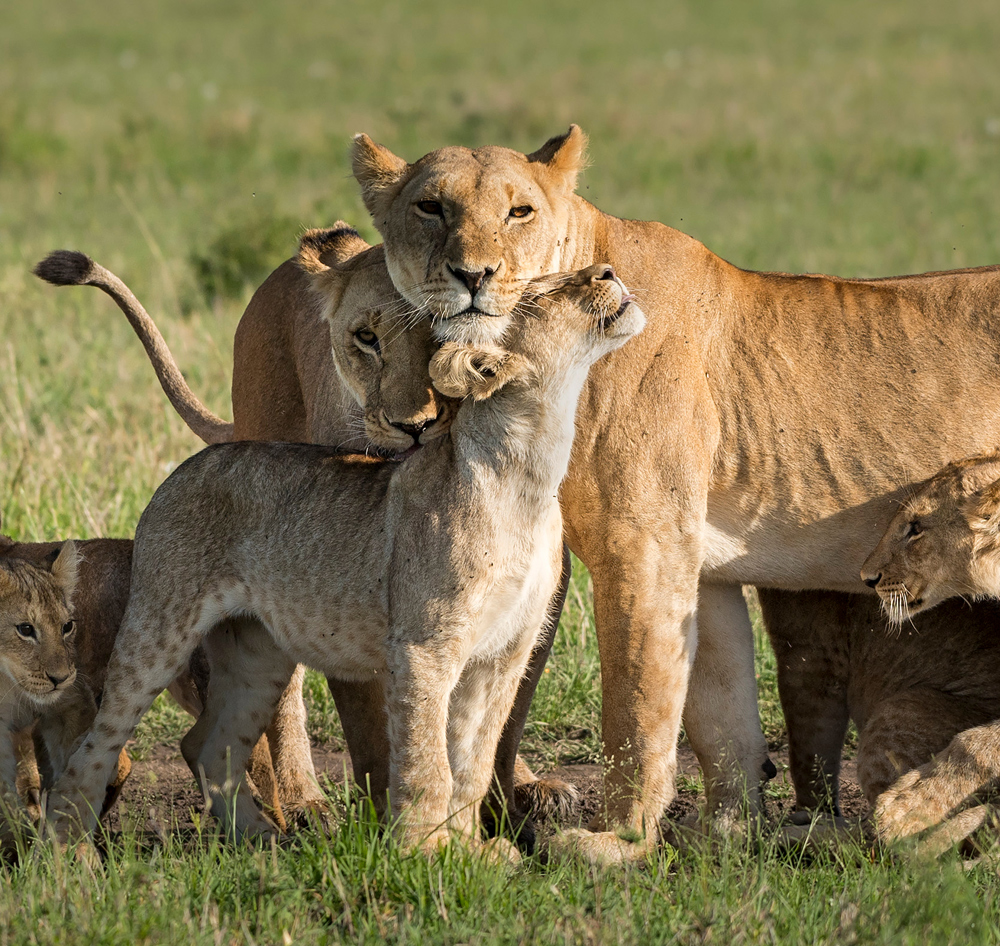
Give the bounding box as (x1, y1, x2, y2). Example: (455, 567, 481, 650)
(528, 125, 588, 194)
(352, 134, 409, 217)
(430, 343, 526, 401)
(295, 225, 371, 275)
(49, 540, 80, 604)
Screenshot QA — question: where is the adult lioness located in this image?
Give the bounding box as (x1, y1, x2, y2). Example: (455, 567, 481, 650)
(350, 125, 1000, 862)
(47, 266, 643, 850)
(37, 230, 574, 842)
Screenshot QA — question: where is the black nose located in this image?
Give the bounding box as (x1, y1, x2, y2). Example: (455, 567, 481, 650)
(450, 265, 495, 295)
(863, 573, 882, 589)
(392, 419, 435, 440)
(597, 265, 616, 281)
(48, 671, 70, 687)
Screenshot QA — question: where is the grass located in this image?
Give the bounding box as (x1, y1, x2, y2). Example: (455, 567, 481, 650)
(3, 0, 1000, 941)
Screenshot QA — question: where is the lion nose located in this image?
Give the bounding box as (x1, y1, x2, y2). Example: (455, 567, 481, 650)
(392, 419, 435, 441)
(862, 572, 882, 589)
(596, 265, 616, 281)
(449, 265, 495, 295)
(48, 671, 71, 687)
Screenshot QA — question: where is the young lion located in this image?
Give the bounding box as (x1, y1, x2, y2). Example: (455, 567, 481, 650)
(47, 265, 643, 848)
(36, 231, 574, 843)
(854, 451, 1000, 846)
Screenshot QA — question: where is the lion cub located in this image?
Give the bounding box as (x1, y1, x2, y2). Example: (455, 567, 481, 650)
(0, 543, 90, 820)
(48, 264, 644, 849)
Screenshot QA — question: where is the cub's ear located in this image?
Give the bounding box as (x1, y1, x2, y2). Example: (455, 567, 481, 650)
(429, 343, 527, 401)
(295, 224, 371, 275)
(49, 540, 80, 604)
(971, 478, 1000, 536)
(527, 125, 588, 194)
(352, 134, 409, 217)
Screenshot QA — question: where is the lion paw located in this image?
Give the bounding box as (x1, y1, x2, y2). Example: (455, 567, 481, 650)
(876, 767, 968, 843)
(513, 775, 580, 821)
(546, 827, 657, 866)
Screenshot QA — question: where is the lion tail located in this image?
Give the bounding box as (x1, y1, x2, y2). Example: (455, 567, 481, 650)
(34, 250, 233, 445)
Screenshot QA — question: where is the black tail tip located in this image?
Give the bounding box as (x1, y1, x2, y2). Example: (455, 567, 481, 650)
(33, 250, 95, 286)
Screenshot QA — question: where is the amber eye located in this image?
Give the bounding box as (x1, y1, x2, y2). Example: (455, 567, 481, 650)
(354, 327, 380, 352)
(15, 623, 36, 641)
(508, 205, 533, 219)
(415, 200, 444, 217)
(62, 620, 76, 637)
(905, 521, 922, 539)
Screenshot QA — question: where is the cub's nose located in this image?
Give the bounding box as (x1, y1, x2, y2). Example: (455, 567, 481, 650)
(47, 670, 71, 687)
(862, 572, 882, 589)
(596, 265, 616, 281)
(392, 418, 435, 442)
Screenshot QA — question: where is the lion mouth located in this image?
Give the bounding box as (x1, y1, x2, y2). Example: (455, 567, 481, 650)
(599, 295, 636, 329)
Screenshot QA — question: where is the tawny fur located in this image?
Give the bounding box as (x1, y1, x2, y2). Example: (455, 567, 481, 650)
(48, 267, 642, 849)
(350, 126, 1000, 863)
(760, 588, 1000, 851)
(0, 540, 131, 832)
(37, 230, 572, 845)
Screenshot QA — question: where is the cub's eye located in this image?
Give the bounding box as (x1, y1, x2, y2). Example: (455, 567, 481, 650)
(354, 328, 380, 352)
(415, 200, 444, 217)
(15, 623, 36, 641)
(62, 620, 76, 637)
(508, 205, 533, 219)
(905, 521, 922, 539)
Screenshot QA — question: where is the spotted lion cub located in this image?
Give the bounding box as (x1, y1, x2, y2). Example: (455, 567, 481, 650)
(48, 264, 644, 850)
(0, 543, 89, 821)
(860, 451, 1000, 849)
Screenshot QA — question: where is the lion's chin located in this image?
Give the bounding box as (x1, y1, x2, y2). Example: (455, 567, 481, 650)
(432, 311, 513, 348)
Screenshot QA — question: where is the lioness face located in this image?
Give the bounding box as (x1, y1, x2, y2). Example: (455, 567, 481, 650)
(352, 127, 587, 343)
(297, 227, 454, 457)
(0, 544, 78, 706)
(861, 455, 1000, 623)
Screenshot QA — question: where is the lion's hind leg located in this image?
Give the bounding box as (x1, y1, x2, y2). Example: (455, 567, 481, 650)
(182, 617, 297, 841)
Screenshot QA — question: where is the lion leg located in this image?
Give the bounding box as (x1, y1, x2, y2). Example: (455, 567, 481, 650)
(385, 639, 463, 852)
(326, 675, 390, 814)
(757, 588, 850, 814)
(487, 544, 578, 844)
(868, 702, 1000, 847)
(683, 581, 772, 832)
(181, 618, 295, 841)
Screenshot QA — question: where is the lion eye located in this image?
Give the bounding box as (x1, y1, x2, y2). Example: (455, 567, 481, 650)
(905, 521, 922, 539)
(415, 200, 444, 217)
(62, 620, 76, 637)
(15, 623, 36, 641)
(508, 205, 533, 219)
(354, 328, 380, 353)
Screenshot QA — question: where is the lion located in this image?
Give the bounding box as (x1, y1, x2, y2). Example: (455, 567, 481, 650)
(46, 266, 644, 851)
(36, 229, 576, 846)
(347, 125, 1000, 862)
(0, 539, 131, 835)
(759, 587, 1000, 854)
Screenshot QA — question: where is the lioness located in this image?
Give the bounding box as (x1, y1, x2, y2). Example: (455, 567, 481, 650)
(0, 540, 131, 831)
(47, 266, 644, 848)
(37, 232, 574, 845)
(349, 125, 1000, 862)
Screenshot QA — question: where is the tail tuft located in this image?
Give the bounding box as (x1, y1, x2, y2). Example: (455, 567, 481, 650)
(33, 250, 96, 286)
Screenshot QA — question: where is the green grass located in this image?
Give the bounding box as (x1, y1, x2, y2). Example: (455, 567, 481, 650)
(3, 0, 1000, 941)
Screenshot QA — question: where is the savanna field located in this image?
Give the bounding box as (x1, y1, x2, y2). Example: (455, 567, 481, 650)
(3, 0, 1000, 942)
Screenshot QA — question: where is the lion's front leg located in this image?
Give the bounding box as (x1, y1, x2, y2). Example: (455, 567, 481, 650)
(385, 638, 463, 852)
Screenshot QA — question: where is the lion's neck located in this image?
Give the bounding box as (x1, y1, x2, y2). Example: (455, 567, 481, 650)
(451, 362, 589, 507)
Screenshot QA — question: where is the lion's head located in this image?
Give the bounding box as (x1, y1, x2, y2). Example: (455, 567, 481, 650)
(296, 226, 454, 457)
(861, 452, 1000, 623)
(351, 127, 587, 346)
(0, 541, 79, 706)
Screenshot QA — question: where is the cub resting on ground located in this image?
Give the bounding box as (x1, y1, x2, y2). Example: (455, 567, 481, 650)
(36, 231, 574, 845)
(348, 125, 1000, 862)
(856, 452, 1000, 848)
(0, 540, 130, 832)
(47, 265, 643, 848)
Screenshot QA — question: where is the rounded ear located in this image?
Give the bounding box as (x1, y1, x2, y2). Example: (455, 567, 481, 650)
(527, 125, 588, 194)
(971, 478, 1000, 535)
(49, 540, 80, 604)
(295, 224, 371, 275)
(352, 134, 409, 217)
(430, 343, 526, 401)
